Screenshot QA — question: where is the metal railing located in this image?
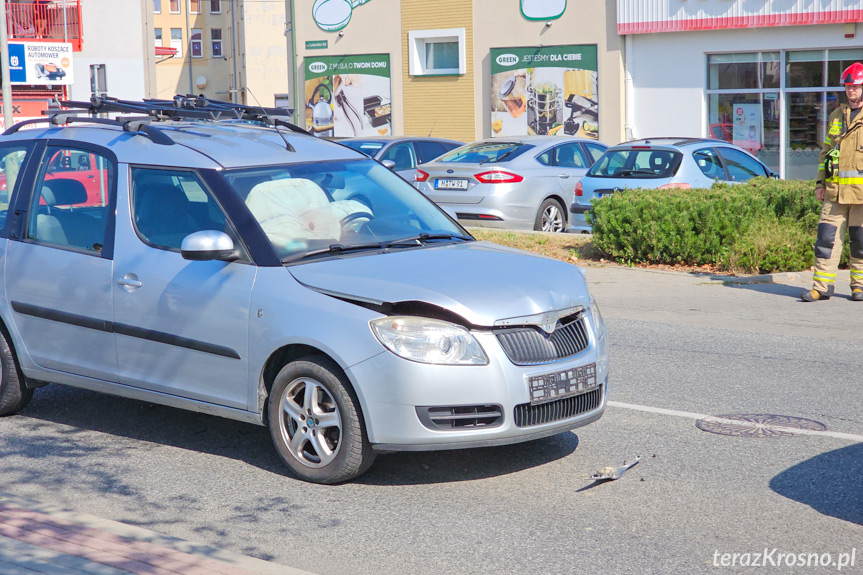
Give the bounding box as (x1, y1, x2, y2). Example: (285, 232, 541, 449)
(5, 1, 82, 50)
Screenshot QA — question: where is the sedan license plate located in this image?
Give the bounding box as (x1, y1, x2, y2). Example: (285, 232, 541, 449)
(527, 363, 597, 405)
(434, 178, 468, 190)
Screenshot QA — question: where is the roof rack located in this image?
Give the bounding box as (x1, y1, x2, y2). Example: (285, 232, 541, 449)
(2, 95, 308, 149)
(2, 112, 176, 145)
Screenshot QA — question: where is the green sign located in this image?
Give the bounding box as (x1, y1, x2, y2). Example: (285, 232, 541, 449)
(306, 40, 328, 50)
(490, 44, 597, 75)
(305, 53, 390, 80)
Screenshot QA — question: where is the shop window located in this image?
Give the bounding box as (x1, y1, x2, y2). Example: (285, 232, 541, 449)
(708, 53, 778, 91)
(170, 28, 183, 58)
(787, 51, 824, 88)
(827, 49, 863, 88)
(212, 29, 222, 58)
(191, 29, 203, 58)
(408, 28, 465, 76)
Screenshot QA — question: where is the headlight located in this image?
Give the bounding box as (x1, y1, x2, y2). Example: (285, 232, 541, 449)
(370, 316, 488, 365)
(589, 296, 606, 341)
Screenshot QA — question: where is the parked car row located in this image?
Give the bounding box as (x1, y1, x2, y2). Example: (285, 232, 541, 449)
(341, 134, 777, 234)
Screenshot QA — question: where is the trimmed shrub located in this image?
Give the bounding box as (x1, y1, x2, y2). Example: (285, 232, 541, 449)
(722, 218, 814, 274)
(589, 177, 824, 272)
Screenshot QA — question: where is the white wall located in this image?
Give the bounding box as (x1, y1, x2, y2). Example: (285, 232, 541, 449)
(628, 23, 862, 140)
(68, 0, 151, 101)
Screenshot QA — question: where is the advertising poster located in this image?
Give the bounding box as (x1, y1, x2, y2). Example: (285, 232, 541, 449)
(8, 42, 74, 85)
(732, 103, 762, 154)
(490, 45, 597, 139)
(304, 54, 391, 139)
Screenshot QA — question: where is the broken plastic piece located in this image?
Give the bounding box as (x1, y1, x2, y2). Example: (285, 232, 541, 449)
(591, 456, 641, 481)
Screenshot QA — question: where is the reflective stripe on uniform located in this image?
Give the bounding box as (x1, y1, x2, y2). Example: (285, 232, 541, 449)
(814, 271, 837, 282)
(827, 177, 863, 185)
(851, 270, 863, 278)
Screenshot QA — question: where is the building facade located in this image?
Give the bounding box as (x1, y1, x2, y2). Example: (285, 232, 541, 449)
(1, 0, 152, 127)
(289, 0, 625, 145)
(618, 0, 863, 179)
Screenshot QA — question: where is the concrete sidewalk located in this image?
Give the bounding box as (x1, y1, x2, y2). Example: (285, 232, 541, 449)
(0, 491, 312, 575)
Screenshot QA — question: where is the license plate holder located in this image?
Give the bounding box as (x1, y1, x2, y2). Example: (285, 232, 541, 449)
(527, 363, 597, 405)
(434, 178, 468, 190)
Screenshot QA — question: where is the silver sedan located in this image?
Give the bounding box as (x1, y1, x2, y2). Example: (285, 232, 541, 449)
(416, 136, 608, 233)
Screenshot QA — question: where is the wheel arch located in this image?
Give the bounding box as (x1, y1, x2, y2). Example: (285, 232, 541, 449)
(257, 343, 370, 429)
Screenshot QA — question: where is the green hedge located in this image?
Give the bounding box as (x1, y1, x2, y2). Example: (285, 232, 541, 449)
(588, 178, 839, 274)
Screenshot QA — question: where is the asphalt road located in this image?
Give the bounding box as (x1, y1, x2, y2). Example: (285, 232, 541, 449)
(0, 266, 860, 574)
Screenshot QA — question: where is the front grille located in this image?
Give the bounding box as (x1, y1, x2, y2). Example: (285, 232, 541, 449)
(496, 313, 590, 365)
(514, 385, 603, 428)
(417, 404, 503, 431)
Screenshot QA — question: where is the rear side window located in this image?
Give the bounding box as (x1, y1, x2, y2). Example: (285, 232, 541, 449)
(415, 141, 450, 164)
(553, 143, 589, 169)
(693, 148, 725, 180)
(588, 149, 682, 178)
(27, 146, 115, 254)
(437, 142, 533, 164)
(716, 147, 768, 181)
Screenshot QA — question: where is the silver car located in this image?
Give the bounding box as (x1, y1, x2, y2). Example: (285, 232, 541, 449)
(570, 138, 779, 233)
(0, 97, 608, 484)
(416, 136, 608, 233)
(339, 136, 463, 180)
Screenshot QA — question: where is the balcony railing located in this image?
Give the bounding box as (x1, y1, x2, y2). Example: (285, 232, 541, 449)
(6, 1, 83, 51)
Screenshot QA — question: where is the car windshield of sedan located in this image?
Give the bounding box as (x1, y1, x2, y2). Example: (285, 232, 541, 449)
(436, 142, 533, 164)
(339, 140, 385, 157)
(223, 160, 469, 262)
(588, 149, 683, 178)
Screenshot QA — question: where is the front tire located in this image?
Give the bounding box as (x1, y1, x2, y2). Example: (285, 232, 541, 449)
(0, 329, 32, 416)
(535, 198, 566, 233)
(268, 356, 375, 484)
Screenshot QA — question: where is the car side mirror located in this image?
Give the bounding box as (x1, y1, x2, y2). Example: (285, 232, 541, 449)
(770, 172, 780, 180)
(181, 230, 237, 261)
(381, 159, 396, 170)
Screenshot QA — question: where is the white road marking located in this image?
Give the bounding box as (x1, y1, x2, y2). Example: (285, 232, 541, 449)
(607, 400, 863, 443)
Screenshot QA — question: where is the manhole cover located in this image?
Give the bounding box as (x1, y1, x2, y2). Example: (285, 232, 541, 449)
(695, 413, 826, 438)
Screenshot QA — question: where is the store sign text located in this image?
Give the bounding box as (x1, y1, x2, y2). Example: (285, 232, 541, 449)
(495, 54, 519, 67)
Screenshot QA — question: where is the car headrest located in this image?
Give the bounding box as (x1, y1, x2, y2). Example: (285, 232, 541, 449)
(41, 178, 88, 206)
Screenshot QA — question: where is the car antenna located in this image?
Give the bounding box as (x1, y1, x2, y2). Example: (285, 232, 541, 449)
(427, 121, 436, 137)
(246, 87, 295, 152)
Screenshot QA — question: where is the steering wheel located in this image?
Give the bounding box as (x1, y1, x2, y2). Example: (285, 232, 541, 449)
(340, 210, 375, 234)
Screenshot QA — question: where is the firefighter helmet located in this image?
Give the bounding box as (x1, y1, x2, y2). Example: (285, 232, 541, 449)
(840, 62, 863, 86)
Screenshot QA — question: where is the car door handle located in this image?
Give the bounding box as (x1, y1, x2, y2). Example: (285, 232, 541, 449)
(117, 275, 142, 288)
(558, 174, 570, 179)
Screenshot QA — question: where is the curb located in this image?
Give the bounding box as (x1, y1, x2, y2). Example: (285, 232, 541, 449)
(0, 490, 316, 575)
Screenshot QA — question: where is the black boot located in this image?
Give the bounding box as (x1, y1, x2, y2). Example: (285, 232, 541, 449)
(801, 289, 830, 302)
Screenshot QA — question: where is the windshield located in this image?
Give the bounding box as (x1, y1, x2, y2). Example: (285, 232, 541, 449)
(436, 142, 533, 164)
(587, 149, 683, 178)
(223, 160, 470, 262)
(339, 140, 385, 157)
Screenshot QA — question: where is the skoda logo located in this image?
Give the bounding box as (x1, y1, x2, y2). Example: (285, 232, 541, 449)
(308, 62, 327, 74)
(495, 54, 519, 67)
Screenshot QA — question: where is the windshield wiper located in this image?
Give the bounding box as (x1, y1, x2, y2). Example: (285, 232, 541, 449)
(479, 149, 517, 165)
(618, 169, 658, 177)
(390, 233, 473, 245)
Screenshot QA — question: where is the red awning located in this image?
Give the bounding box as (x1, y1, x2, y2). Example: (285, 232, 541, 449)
(155, 46, 177, 56)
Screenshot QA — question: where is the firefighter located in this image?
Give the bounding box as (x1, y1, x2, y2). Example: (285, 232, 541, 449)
(801, 62, 863, 302)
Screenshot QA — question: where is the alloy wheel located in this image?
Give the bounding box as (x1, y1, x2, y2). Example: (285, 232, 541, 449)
(279, 377, 342, 468)
(542, 204, 564, 232)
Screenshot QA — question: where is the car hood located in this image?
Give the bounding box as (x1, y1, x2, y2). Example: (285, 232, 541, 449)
(288, 241, 589, 327)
